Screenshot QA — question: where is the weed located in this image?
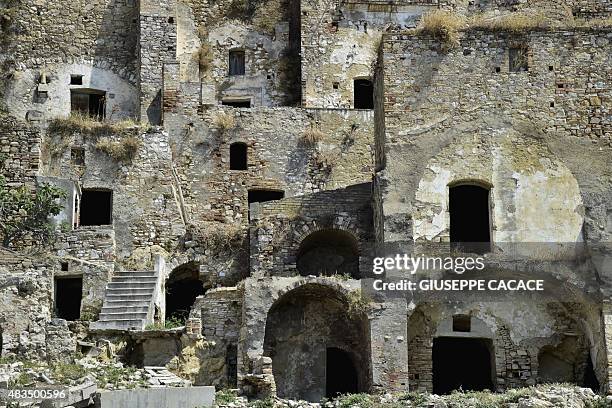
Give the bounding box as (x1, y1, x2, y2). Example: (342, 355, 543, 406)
(216, 389, 238, 405)
(418, 10, 466, 49)
(301, 127, 324, 147)
(346, 290, 370, 318)
(95, 135, 141, 162)
(213, 112, 236, 133)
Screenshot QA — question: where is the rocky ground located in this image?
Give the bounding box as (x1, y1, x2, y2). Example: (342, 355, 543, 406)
(1, 357, 611, 408)
(217, 386, 612, 408)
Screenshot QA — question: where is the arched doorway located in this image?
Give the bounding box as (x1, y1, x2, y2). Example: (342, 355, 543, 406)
(165, 262, 205, 323)
(297, 229, 359, 278)
(263, 284, 370, 401)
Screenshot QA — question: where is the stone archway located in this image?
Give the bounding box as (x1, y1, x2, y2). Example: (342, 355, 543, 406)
(263, 283, 370, 401)
(296, 229, 360, 278)
(165, 262, 205, 323)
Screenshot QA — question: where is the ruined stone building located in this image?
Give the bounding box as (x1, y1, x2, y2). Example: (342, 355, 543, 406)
(0, 0, 611, 402)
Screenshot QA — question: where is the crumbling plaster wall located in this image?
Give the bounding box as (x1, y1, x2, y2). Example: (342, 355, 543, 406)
(163, 107, 375, 224)
(300, 0, 432, 108)
(5, 63, 138, 123)
(407, 301, 602, 392)
(2, 0, 138, 121)
(412, 126, 584, 244)
(377, 27, 612, 392)
(175, 0, 299, 106)
(377, 30, 612, 246)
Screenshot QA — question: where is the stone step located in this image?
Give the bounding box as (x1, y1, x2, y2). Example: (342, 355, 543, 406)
(90, 319, 145, 331)
(113, 271, 157, 277)
(101, 305, 150, 314)
(106, 294, 152, 301)
(107, 282, 157, 289)
(98, 312, 149, 321)
(111, 276, 158, 283)
(104, 299, 151, 306)
(106, 288, 155, 295)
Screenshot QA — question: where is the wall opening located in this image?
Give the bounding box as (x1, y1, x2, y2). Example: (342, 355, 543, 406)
(583, 354, 600, 392)
(297, 229, 359, 278)
(70, 74, 83, 85)
(226, 344, 238, 387)
(54, 276, 83, 321)
(229, 50, 245, 76)
(509, 47, 528, 72)
(248, 190, 284, 204)
(326, 347, 358, 398)
(449, 184, 491, 253)
(165, 263, 205, 324)
(79, 189, 112, 227)
(354, 79, 373, 109)
(71, 147, 85, 165)
(70, 89, 106, 120)
(230, 143, 248, 170)
(538, 346, 575, 384)
(452, 314, 471, 332)
(433, 337, 494, 394)
(222, 100, 251, 108)
(264, 284, 371, 401)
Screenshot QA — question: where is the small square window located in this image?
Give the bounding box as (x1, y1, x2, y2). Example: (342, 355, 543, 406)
(495, 66, 501, 73)
(71, 147, 85, 165)
(61, 262, 69, 271)
(70, 75, 83, 85)
(332, 82, 339, 90)
(453, 314, 471, 332)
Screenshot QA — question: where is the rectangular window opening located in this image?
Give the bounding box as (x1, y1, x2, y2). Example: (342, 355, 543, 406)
(71, 147, 85, 165)
(79, 189, 112, 227)
(70, 90, 106, 120)
(70, 74, 83, 85)
(453, 315, 471, 332)
(354, 78, 374, 109)
(229, 50, 246, 76)
(54, 276, 83, 321)
(222, 100, 251, 108)
(509, 47, 528, 72)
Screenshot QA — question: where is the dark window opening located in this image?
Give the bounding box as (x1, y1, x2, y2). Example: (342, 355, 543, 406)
(226, 345, 238, 387)
(495, 66, 501, 73)
(168, 17, 175, 24)
(297, 229, 359, 278)
(509, 47, 528, 72)
(222, 100, 251, 108)
(71, 90, 106, 120)
(166, 264, 205, 323)
(550, 102, 555, 108)
(71, 147, 85, 165)
(54, 276, 83, 321)
(433, 337, 494, 394)
(453, 315, 471, 332)
(248, 189, 284, 204)
(230, 143, 248, 170)
(70, 74, 83, 85)
(353, 79, 373, 109)
(449, 184, 491, 253)
(326, 347, 358, 398)
(333, 82, 339, 90)
(229, 50, 245, 76)
(60, 262, 69, 272)
(79, 189, 112, 227)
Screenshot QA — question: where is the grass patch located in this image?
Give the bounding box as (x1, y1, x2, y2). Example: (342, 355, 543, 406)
(346, 289, 370, 318)
(250, 397, 275, 408)
(417, 9, 466, 49)
(52, 363, 87, 382)
(212, 112, 236, 133)
(216, 389, 238, 405)
(144, 316, 185, 331)
(301, 127, 324, 147)
(186, 222, 245, 253)
(95, 135, 141, 162)
(337, 393, 374, 408)
(48, 113, 143, 138)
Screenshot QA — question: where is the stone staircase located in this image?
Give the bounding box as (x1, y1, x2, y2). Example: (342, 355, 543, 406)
(90, 270, 159, 331)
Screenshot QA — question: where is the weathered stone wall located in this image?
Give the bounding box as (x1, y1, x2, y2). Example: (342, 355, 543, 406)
(0, 115, 40, 185)
(377, 28, 612, 246)
(249, 183, 373, 277)
(299, 0, 434, 108)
